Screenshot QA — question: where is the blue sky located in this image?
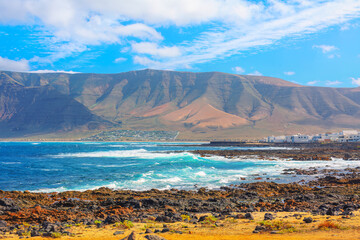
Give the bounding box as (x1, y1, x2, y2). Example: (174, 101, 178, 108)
(0, 0, 360, 87)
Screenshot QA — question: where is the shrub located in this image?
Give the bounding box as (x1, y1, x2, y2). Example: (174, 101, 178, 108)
(51, 232, 62, 238)
(116, 220, 134, 229)
(200, 215, 218, 227)
(94, 220, 102, 225)
(22, 231, 31, 237)
(181, 215, 191, 221)
(259, 220, 296, 233)
(318, 221, 348, 230)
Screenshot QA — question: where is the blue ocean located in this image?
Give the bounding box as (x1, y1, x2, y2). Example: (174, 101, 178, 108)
(1, 142, 359, 192)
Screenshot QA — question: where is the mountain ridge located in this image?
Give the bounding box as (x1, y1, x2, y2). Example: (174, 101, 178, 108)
(1, 69, 359, 140)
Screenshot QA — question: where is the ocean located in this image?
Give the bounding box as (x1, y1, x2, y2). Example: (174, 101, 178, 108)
(1, 142, 359, 192)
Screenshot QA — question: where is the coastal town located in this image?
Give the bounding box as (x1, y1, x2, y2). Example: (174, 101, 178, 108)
(260, 129, 360, 143)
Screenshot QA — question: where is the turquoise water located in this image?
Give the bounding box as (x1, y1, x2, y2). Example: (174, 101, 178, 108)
(1, 142, 359, 192)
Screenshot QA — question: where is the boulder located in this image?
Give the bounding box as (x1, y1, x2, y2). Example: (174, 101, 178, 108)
(303, 217, 313, 223)
(145, 235, 168, 240)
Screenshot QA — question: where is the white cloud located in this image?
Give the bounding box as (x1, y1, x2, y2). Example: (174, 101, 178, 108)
(28, 70, 79, 74)
(232, 66, 245, 74)
(327, 53, 340, 59)
(284, 71, 295, 76)
(248, 70, 262, 76)
(140, 1, 360, 69)
(326, 80, 342, 86)
(133, 56, 159, 66)
(0, 56, 30, 72)
(114, 57, 127, 63)
(307, 80, 318, 85)
(131, 42, 181, 58)
(351, 77, 360, 86)
(313, 45, 338, 53)
(1, 0, 360, 69)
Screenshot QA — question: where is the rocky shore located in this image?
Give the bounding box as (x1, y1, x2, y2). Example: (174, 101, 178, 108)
(1, 170, 360, 239)
(191, 143, 360, 161)
(1, 143, 360, 239)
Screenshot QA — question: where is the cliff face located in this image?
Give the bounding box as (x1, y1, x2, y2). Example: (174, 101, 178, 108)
(1, 69, 360, 139)
(0, 72, 113, 137)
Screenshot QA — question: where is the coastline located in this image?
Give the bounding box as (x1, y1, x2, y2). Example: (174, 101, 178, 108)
(1, 142, 360, 239)
(1, 170, 360, 239)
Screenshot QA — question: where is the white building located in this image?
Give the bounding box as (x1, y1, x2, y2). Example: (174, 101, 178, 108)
(261, 129, 360, 143)
(267, 135, 286, 143)
(290, 134, 310, 143)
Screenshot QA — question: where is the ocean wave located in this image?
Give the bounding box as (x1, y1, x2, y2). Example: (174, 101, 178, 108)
(51, 149, 197, 160)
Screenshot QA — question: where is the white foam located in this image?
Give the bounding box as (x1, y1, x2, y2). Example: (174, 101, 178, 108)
(39, 169, 62, 172)
(155, 177, 182, 183)
(96, 165, 123, 168)
(195, 171, 207, 177)
(1, 162, 21, 164)
(52, 149, 196, 159)
(32, 186, 67, 193)
(133, 178, 146, 184)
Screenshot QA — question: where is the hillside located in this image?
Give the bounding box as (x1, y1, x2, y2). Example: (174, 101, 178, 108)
(0, 72, 114, 137)
(1, 69, 360, 140)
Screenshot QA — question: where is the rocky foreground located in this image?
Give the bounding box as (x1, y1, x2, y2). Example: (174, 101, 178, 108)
(1, 171, 360, 239)
(1, 143, 360, 239)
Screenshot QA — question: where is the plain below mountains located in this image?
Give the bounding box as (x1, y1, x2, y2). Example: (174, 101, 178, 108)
(1, 69, 360, 140)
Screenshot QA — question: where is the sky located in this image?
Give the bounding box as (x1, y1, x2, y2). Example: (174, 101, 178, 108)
(0, 0, 360, 87)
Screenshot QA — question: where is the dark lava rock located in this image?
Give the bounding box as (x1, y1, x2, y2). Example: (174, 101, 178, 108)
(155, 216, 172, 223)
(245, 213, 254, 220)
(0, 198, 15, 207)
(31, 229, 41, 237)
(303, 217, 313, 223)
(255, 225, 265, 231)
(145, 235, 168, 240)
(121, 231, 137, 240)
(113, 230, 125, 235)
(326, 208, 340, 216)
(161, 228, 170, 233)
(145, 228, 152, 233)
(42, 222, 59, 233)
(0, 220, 7, 228)
(264, 213, 274, 220)
(0, 198, 20, 212)
(104, 215, 121, 224)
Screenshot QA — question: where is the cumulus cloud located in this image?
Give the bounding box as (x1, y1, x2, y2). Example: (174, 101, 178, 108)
(284, 71, 295, 76)
(0, 57, 30, 72)
(232, 66, 245, 74)
(351, 77, 360, 86)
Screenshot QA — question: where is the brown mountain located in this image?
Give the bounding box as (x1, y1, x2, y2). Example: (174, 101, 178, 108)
(1, 69, 360, 140)
(0, 72, 114, 138)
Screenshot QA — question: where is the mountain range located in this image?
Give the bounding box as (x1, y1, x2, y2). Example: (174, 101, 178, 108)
(1, 69, 360, 140)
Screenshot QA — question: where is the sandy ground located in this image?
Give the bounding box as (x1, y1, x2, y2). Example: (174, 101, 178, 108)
(2, 212, 360, 240)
